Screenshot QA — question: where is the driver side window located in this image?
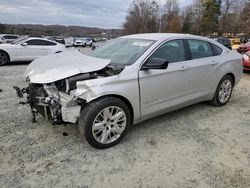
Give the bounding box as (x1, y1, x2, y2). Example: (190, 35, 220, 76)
(150, 40, 186, 63)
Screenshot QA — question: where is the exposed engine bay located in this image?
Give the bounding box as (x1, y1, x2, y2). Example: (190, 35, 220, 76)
(54, 64, 124, 94)
(14, 64, 124, 124)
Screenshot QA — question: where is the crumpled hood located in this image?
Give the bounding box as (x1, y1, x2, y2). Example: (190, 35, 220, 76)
(25, 51, 111, 83)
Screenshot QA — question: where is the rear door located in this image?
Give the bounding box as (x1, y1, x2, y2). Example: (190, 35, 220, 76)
(184, 39, 222, 99)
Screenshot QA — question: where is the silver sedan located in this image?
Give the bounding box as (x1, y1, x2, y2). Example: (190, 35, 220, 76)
(19, 33, 243, 148)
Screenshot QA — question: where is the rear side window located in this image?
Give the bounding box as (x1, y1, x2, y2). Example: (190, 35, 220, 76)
(150, 40, 186, 63)
(188, 40, 213, 59)
(211, 44, 223, 56)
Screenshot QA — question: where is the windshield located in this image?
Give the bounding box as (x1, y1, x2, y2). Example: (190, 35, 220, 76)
(90, 38, 155, 66)
(12, 37, 28, 45)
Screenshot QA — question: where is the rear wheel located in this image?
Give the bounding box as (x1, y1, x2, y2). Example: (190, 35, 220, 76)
(78, 97, 131, 149)
(0, 51, 9, 65)
(211, 75, 234, 106)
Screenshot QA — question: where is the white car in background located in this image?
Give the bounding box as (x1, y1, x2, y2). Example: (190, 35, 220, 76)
(74, 37, 93, 47)
(0, 34, 19, 44)
(0, 37, 68, 65)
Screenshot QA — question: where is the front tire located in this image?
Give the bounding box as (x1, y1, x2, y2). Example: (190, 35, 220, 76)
(0, 51, 10, 65)
(78, 97, 131, 149)
(211, 75, 234, 106)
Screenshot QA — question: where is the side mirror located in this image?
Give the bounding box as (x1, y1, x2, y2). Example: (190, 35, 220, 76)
(141, 58, 169, 70)
(21, 43, 28, 46)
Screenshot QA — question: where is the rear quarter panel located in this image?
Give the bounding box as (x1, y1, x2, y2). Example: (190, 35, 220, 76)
(210, 50, 242, 98)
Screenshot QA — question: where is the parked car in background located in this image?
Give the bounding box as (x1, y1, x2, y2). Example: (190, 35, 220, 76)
(84, 37, 93, 46)
(237, 42, 250, 54)
(74, 37, 93, 47)
(0, 34, 19, 44)
(93, 37, 108, 42)
(64, 37, 74, 47)
(0, 37, 68, 65)
(230, 38, 242, 50)
(243, 51, 250, 71)
(16, 33, 242, 148)
(231, 42, 242, 50)
(46, 36, 65, 45)
(74, 38, 84, 47)
(214, 38, 232, 50)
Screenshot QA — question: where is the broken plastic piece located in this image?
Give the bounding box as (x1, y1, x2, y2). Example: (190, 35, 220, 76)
(13, 86, 23, 98)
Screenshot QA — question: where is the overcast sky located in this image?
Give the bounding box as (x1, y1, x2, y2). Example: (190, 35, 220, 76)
(0, 0, 193, 28)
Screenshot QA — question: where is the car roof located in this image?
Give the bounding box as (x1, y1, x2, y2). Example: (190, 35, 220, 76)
(25, 37, 57, 42)
(0, 34, 19, 37)
(27, 37, 46, 40)
(120, 33, 216, 42)
(120, 33, 228, 50)
(0, 34, 19, 36)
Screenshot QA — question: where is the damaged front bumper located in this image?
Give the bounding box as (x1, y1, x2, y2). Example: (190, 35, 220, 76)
(14, 84, 85, 124)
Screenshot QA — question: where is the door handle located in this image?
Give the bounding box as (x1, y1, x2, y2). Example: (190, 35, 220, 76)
(179, 66, 189, 71)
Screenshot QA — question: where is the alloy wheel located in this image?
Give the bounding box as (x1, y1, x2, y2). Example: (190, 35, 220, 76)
(92, 106, 127, 144)
(218, 79, 232, 104)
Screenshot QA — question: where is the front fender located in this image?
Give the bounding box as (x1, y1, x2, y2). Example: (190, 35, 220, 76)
(74, 76, 141, 123)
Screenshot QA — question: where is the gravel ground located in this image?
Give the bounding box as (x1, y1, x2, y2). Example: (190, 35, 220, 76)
(0, 49, 250, 187)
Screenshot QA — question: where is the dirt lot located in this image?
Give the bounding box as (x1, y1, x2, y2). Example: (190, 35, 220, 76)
(0, 51, 250, 187)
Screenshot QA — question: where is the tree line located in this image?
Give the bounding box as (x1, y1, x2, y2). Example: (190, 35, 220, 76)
(123, 0, 250, 36)
(0, 24, 121, 37)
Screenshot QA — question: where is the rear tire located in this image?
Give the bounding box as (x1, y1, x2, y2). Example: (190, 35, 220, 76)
(78, 97, 131, 149)
(211, 75, 234, 106)
(0, 51, 10, 65)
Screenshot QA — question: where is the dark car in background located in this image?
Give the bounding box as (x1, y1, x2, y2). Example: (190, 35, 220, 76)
(237, 42, 250, 54)
(214, 38, 232, 50)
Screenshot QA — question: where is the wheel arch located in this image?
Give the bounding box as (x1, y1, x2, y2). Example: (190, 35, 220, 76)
(0, 49, 10, 61)
(225, 73, 235, 86)
(211, 72, 236, 100)
(87, 94, 134, 125)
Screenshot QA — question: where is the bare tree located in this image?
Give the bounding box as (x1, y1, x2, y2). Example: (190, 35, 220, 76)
(191, 0, 203, 35)
(220, 0, 237, 34)
(181, 5, 194, 33)
(161, 0, 181, 33)
(123, 0, 160, 34)
(239, 1, 250, 34)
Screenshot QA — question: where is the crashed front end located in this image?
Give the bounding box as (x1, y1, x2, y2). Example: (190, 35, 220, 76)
(14, 51, 123, 124)
(21, 77, 88, 124)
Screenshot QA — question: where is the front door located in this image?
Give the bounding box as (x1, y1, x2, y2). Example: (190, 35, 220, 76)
(139, 39, 191, 119)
